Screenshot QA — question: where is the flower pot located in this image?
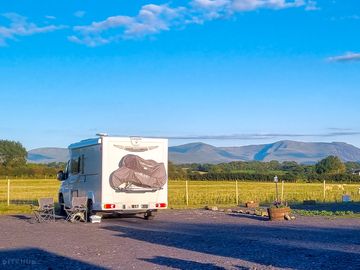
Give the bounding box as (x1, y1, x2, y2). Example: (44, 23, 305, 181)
(267, 207, 291, 221)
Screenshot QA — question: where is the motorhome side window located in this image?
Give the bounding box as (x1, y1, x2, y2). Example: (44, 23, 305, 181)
(80, 154, 84, 174)
(65, 160, 70, 179)
(70, 156, 84, 175)
(70, 156, 80, 174)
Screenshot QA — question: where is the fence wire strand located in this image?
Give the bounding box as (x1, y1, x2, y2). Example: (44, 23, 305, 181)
(0, 179, 359, 207)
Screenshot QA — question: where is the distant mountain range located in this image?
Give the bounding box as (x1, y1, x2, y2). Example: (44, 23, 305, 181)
(27, 148, 69, 164)
(169, 141, 360, 164)
(27, 140, 360, 164)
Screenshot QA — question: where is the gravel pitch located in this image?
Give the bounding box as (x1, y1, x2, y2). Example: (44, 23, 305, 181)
(0, 210, 359, 270)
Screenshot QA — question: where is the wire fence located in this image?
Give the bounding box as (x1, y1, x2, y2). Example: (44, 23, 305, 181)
(0, 178, 360, 208)
(0, 178, 59, 205)
(169, 180, 360, 207)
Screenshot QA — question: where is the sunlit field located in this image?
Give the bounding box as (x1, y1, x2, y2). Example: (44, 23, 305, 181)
(0, 179, 359, 213)
(169, 180, 360, 208)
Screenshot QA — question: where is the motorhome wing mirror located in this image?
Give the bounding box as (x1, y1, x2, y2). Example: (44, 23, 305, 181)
(57, 170, 64, 181)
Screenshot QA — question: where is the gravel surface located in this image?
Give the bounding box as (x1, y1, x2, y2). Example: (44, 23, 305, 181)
(0, 210, 359, 270)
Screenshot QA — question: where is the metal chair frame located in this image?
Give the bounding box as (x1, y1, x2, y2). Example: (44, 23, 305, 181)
(31, 198, 55, 223)
(63, 196, 88, 223)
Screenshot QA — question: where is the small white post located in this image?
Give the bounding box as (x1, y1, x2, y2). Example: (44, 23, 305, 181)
(274, 176, 279, 204)
(281, 181, 284, 202)
(235, 180, 239, 205)
(7, 177, 10, 206)
(185, 180, 189, 206)
(323, 180, 326, 202)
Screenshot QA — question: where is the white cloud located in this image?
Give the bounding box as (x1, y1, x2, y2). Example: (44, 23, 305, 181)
(74, 15, 133, 33)
(124, 4, 186, 37)
(192, 0, 305, 12)
(231, 0, 305, 11)
(68, 35, 111, 47)
(305, 0, 320, 11)
(71, 4, 186, 46)
(70, 0, 314, 46)
(331, 15, 360, 21)
(45, 15, 56, 20)
(0, 13, 65, 45)
(193, 0, 230, 9)
(74, 10, 86, 18)
(327, 52, 360, 62)
(190, 0, 231, 22)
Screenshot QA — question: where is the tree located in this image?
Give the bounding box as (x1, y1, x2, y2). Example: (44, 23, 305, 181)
(0, 140, 27, 168)
(315, 156, 346, 174)
(168, 161, 187, 179)
(345, 161, 360, 172)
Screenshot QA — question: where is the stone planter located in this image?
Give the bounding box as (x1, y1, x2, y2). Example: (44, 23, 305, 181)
(267, 207, 291, 221)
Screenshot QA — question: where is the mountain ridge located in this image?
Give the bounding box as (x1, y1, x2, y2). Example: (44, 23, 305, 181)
(27, 147, 69, 164)
(168, 140, 360, 164)
(27, 140, 360, 164)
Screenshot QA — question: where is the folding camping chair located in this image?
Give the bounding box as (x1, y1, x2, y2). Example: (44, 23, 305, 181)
(31, 198, 55, 222)
(63, 196, 88, 223)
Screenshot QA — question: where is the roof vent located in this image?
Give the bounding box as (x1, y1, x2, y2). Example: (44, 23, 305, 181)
(96, 133, 108, 137)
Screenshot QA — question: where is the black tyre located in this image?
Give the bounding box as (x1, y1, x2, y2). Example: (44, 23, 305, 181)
(144, 210, 155, 220)
(87, 199, 93, 222)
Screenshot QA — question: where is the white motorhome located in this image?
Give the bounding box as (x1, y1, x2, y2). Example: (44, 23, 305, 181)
(58, 135, 168, 219)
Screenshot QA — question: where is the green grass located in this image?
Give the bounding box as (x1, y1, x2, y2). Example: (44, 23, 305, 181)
(0, 204, 34, 215)
(168, 180, 360, 208)
(0, 179, 359, 214)
(292, 209, 360, 218)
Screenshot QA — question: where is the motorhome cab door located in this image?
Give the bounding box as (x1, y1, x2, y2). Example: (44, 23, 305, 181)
(64, 154, 83, 206)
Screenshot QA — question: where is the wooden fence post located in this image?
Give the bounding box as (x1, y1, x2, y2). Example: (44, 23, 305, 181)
(281, 181, 284, 202)
(7, 177, 10, 206)
(323, 180, 326, 202)
(185, 180, 189, 206)
(235, 180, 239, 205)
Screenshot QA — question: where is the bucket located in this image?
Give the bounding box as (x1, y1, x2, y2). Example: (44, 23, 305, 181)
(90, 215, 102, 223)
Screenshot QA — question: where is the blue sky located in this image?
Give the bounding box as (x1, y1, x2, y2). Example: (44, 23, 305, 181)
(0, 0, 359, 149)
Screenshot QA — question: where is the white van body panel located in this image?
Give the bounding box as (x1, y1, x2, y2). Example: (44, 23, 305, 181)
(59, 136, 168, 213)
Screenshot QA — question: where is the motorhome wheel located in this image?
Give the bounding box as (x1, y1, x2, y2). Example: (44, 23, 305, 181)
(58, 194, 65, 216)
(144, 210, 155, 220)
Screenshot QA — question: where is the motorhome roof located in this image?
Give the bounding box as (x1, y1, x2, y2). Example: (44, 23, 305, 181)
(68, 138, 101, 149)
(68, 136, 168, 150)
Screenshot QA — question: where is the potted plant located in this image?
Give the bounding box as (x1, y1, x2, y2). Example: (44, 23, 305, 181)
(267, 203, 291, 221)
(267, 176, 291, 221)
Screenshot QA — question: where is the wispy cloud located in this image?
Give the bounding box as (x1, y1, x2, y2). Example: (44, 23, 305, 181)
(330, 14, 360, 21)
(70, 0, 314, 46)
(327, 127, 353, 132)
(0, 13, 66, 45)
(305, 0, 319, 11)
(164, 130, 360, 140)
(45, 15, 56, 20)
(74, 10, 86, 18)
(327, 52, 360, 62)
(69, 4, 186, 46)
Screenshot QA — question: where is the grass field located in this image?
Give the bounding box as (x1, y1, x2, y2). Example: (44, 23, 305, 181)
(0, 179, 359, 214)
(169, 180, 360, 208)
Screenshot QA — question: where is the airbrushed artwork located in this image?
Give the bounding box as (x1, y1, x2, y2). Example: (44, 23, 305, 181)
(110, 154, 167, 190)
